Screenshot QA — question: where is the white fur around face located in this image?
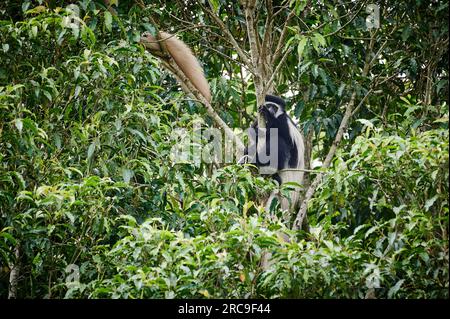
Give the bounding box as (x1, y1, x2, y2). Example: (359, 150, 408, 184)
(274, 106, 284, 118)
(265, 102, 285, 119)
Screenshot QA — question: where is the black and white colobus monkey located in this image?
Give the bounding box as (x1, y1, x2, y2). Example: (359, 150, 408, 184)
(140, 31, 305, 213)
(242, 95, 305, 212)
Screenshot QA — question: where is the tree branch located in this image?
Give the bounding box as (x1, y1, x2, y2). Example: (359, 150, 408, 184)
(324, 0, 368, 38)
(292, 31, 382, 231)
(243, 0, 266, 128)
(272, 9, 296, 64)
(272, 3, 290, 18)
(292, 92, 356, 231)
(261, 0, 274, 62)
(203, 45, 249, 69)
(244, 0, 260, 70)
(201, 2, 253, 68)
(265, 46, 293, 92)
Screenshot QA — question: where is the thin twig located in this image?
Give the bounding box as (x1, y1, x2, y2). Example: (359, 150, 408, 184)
(261, 0, 274, 62)
(307, 0, 361, 34)
(265, 46, 293, 91)
(324, 0, 368, 38)
(204, 45, 249, 69)
(272, 3, 290, 18)
(272, 9, 296, 63)
(200, 2, 253, 68)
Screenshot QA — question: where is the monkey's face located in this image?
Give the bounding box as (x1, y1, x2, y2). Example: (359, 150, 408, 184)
(259, 102, 285, 126)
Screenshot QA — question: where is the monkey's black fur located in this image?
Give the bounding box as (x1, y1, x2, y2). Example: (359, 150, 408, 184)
(244, 95, 302, 185)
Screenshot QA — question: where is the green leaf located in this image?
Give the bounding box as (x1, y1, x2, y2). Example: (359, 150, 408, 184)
(314, 33, 326, 47)
(81, 25, 96, 47)
(87, 142, 96, 161)
(43, 90, 52, 102)
(31, 25, 38, 38)
(401, 26, 411, 42)
(419, 251, 430, 263)
(84, 175, 100, 187)
(365, 226, 378, 238)
(22, 1, 31, 12)
(104, 11, 112, 32)
(12, 172, 26, 189)
(424, 195, 438, 212)
(297, 37, 308, 61)
(312, 64, 319, 78)
(0, 231, 16, 246)
(209, 0, 220, 13)
(122, 168, 134, 183)
(311, 36, 320, 52)
(399, 96, 411, 105)
(65, 211, 75, 224)
(388, 280, 404, 298)
(356, 119, 374, 129)
(294, 100, 305, 118)
(8, 84, 25, 93)
(318, 68, 328, 84)
(74, 85, 81, 98)
(57, 29, 67, 45)
(15, 118, 23, 133)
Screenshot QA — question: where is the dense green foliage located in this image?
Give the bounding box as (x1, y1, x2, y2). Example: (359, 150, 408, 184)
(0, 1, 448, 298)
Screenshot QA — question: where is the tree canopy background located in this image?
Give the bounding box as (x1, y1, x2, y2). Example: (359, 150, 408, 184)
(0, 0, 448, 298)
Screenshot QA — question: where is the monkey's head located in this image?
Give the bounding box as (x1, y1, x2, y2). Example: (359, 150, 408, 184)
(258, 94, 287, 127)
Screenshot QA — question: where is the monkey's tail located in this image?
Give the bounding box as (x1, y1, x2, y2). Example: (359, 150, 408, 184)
(140, 31, 211, 103)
